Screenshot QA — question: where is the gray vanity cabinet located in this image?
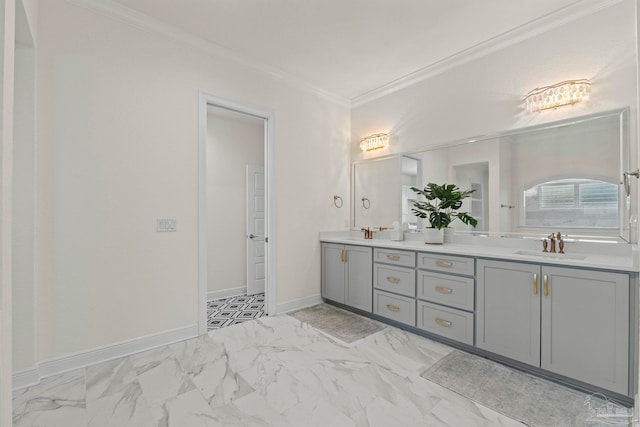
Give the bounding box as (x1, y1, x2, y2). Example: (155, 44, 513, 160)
(416, 253, 476, 346)
(476, 259, 541, 366)
(477, 259, 629, 395)
(321, 243, 373, 312)
(541, 266, 628, 395)
(372, 248, 417, 326)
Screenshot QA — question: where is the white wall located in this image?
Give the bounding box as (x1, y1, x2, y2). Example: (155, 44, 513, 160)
(352, 1, 638, 162)
(12, 0, 36, 376)
(12, 43, 35, 372)
(35, 0, 350, 361)
(1, 0, 16, 421)
(19, 0, 34, 40)
(206, 107, 263, 297)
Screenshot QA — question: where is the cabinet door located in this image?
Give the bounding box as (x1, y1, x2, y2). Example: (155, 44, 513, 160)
(541, 266, 629, 395)
(476, 259, 541, 366)
(346, 245, 373, 312)
(321, 243, 345, 304)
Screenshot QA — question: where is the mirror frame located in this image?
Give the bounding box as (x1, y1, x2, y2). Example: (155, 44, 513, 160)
(351, 107, 633, 243)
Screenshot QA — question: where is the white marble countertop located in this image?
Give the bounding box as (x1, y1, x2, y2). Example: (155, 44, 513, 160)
(319, 230, 640, 273)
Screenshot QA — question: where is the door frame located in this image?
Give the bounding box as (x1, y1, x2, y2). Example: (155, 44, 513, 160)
(198, 91, 275, 335)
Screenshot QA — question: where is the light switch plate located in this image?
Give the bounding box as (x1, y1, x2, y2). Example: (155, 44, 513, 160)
(157, 218, 177, 232)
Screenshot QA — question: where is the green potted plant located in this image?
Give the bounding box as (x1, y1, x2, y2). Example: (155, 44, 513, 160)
(410, 183, 478, 244)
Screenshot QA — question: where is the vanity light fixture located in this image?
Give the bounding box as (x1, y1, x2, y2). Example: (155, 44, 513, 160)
(360, 133, 389, 151)
(524, 79, 591, 112)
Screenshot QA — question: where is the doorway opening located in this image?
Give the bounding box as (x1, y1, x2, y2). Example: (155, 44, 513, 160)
(198, 93, 274, 334)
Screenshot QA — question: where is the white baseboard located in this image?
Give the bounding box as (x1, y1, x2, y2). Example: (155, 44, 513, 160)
(207, 286, 246, 301)
(12, 367, 40, 391)
(38, 324, 198, 380)
(276, 294, 322, 314)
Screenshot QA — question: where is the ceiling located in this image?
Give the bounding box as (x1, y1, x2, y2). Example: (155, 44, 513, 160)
(110, 0, 586, 101)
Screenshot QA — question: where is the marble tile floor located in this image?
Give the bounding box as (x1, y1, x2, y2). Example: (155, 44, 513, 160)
(12, 310, 603, 427)
(207, 293, 266, 330)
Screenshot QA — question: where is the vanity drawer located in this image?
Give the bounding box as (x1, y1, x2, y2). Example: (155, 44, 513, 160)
(374, 264, 416, 297)
(374, 248, 416, 268)
(418, 253, 475, 276)
(417, 301, 474, 346)
(417, 271, 474, 312)
(374, 290, 416, 327)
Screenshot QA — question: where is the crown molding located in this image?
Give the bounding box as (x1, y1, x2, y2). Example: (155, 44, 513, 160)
(351, 0, 627, 108)
(64, 0, 351, 108)
(65, 0, 626, 110)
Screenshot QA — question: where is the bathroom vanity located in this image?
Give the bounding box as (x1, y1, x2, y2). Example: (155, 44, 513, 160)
(320, 233, 639, 403)
(333, 106, 640, 402)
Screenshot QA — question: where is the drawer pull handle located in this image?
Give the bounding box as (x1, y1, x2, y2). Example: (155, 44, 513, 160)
(435, 318, 452, 327)
(386, 255, 401, 261)
(386, 276, 400, 284)
(435, 260, 453, 267)
(435, 286, 452, 294)
(386, 304, 400, 312)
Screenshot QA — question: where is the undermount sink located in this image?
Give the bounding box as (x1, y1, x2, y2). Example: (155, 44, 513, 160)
(513, 250, 587, 261)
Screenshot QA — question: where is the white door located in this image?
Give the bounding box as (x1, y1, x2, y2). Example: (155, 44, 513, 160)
(247, 165, 265, 295)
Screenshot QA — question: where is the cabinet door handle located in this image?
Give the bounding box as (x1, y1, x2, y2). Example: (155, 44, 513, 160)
(435, 318, 452, 327)
(341, 249, 348, 263)
(386, 255, 400, 261)
(435, 260, 453, 267)
(435, 286, 453, 294)
(386, 276, 400, 284)
(543, 274, 549, 297)
(533, 273, 538, 295)
(386, 304, 400, 312)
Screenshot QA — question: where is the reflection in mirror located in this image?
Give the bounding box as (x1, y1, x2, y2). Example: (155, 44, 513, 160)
(522, 178, 618, 228)
(352, 108, 631, 242)
(354, 156, 400, 228)
(453, 162, 488, 232)
(504, 112, 625, 238)
(354, 156, 421, 229)
(401, 156, 420, 226)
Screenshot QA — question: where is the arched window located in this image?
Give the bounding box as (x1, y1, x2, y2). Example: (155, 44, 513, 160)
(522, 178, 618, 229)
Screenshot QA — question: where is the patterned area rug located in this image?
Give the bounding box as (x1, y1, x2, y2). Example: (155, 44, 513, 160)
(288, 303, 384, 343)
(207, 293, 266, 330)
(421, 350, 622, 427)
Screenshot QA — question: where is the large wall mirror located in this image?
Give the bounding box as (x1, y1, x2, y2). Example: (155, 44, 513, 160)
(353, 108, 634, 242)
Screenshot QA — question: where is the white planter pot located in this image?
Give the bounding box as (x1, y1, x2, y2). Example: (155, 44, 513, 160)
(443, 227, 454, 243)
(423, 228, 444, 244)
